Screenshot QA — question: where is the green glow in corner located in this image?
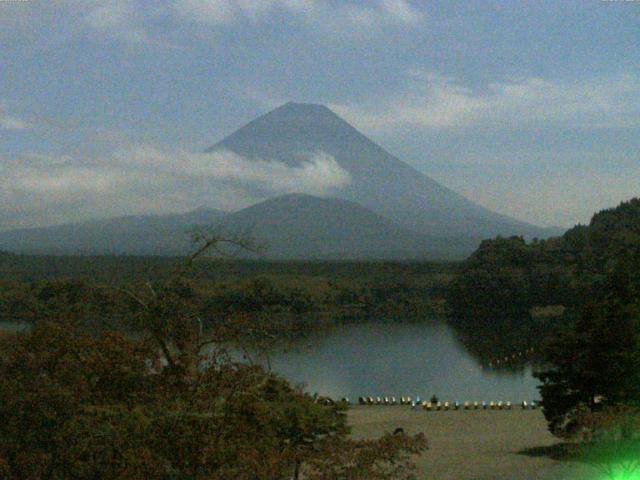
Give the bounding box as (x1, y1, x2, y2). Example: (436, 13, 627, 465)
(601, 467, 640, 480)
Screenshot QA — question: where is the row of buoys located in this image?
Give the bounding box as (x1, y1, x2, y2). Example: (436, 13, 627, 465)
(356, 397, 538, 410)
(421, 400, 539, 410)
(358, 396, 434, 405)
(421, 400, 538, 410)
(487, 347, 536, 368)
(358, 396, 402, 405)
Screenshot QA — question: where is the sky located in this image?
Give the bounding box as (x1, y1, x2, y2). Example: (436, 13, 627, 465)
(1, 0, 639, 230)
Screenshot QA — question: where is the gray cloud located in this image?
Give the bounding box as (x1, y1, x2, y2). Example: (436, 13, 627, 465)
(0, 0, 424, 49)
(172, 0, 423, 27)
(0, 147, 351, 230)
(331, 72, 640, 133)
(81, 0, 150, 45)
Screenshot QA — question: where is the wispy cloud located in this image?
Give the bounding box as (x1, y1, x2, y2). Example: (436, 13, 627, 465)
(0, 147, 351, 230)
(171, 0, 423, 30)
(331, 72, 640, 133)
(81, 0, 149, 45)
(0, 0, 424, 49)
(0, 107, 30, 130)
(115, 145, 351, 200)
(172, 0, 314, 25)
(0, 0, 152, 47)
(320, 0, 423, 30)
(379, 0, 422, 24)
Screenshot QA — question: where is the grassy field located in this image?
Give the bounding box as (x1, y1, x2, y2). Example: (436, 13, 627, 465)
(348, 406, 600, 480)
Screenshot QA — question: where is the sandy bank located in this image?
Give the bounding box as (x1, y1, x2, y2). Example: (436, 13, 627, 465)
(348, 406, 599, 480)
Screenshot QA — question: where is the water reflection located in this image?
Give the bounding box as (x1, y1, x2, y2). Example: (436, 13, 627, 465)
(0, 319, 541, 401)
(264, 321, 541, 401)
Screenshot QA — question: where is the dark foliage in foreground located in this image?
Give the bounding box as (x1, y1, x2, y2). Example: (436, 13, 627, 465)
(448, 197, 640, 477)
(533, 231, 640, 478)
(0, 235, 427, 479)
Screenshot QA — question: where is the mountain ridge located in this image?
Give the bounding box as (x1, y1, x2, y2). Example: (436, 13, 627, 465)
(0, 194, 477, 259)
(208, 102, 556, 239)
(215, 193, 477, 259)
(0, 208, 227, 256)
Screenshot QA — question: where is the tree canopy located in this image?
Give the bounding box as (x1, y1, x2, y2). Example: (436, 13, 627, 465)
(447, 198, 640, 348)
(0, 233, 427, 479)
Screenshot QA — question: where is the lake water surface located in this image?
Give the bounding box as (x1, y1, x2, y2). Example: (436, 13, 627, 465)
(265, 321, 540, 402)
(0, 320, 540, 403)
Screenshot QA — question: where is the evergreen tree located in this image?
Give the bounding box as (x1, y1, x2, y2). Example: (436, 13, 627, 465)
(535, 256, 640, 437)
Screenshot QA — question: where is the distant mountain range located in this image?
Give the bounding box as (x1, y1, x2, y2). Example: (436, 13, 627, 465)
(0, 208, 226, 256)
(0, 195, 475, 259)
(0, 102, 563, 259)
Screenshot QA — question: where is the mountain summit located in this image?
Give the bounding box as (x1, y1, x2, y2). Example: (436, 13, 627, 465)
(210, 102, 358, 163)
(209, 102, 553, 239)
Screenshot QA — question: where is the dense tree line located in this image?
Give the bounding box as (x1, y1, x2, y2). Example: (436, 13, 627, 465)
(0, 273, 449, 337)
(448, 198, 640, 331)
(454, 198, 640, 477)
(533, 250, 640, 478)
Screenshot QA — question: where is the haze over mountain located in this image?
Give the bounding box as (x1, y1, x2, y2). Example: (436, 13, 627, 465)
(210, 102, 559, 239)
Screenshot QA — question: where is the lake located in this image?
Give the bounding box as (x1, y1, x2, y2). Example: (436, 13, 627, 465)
(0, 320, 541, 403)
(263, 321, 541, 403)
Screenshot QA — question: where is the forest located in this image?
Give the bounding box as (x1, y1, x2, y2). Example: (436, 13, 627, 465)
(1, 199, 640, 478)
(0, 234, 432, 479)
(449, 198, 640, 478)
(0, 255, 453, 336)
(448, 198, 640, 340)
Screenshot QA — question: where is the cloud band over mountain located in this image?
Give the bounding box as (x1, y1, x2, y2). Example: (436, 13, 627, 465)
(0, 147, 350, 231)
